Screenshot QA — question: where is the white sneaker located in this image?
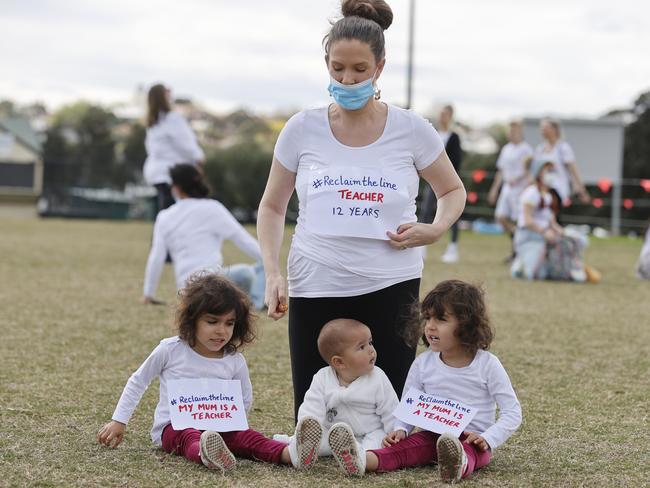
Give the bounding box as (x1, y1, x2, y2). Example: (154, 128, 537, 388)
(199, 431, 236, 471)
(441, 243, 459, 264)
(288, 416, 323, 469)
(328, 423, 365, 476)
(436, 433, 467, 483)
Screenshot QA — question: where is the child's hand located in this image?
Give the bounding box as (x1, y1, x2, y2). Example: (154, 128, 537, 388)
(382, 430, 407, 447)
(97, 420, 126, 448)
(463, 431, 490, 452)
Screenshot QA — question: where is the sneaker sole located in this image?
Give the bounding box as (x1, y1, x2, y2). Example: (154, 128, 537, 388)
(437, 434, 463, 483)
(296, 417, 323, 469)
(200, 431, 236, 471)
(328, 424, 363, 476)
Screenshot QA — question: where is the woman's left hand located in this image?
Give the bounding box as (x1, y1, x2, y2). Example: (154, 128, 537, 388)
(386, 222, 444, 251)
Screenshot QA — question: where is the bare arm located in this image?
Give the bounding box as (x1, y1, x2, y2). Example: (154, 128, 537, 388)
(488, 171, 503, 206)
(523, 203, 560, 242)
(256, 158, 296, 320)
(386, 151, 466, 249)
(566, 162, 590, 203)
(522, 203, 543, 233)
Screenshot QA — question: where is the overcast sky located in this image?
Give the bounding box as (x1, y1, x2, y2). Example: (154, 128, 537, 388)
(1, 0, 649, 125)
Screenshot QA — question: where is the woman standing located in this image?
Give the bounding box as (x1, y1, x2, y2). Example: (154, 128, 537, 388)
(420, 105, 464, 263)
(534, 118, 590, 217)
(257, 0, 466, 419)
(143, 83, 204, 214)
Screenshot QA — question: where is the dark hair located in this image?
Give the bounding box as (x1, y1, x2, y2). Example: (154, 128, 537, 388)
(176, 273, 256, 355)
(147, 83, 171, 127)
(170, 164, 210, 198)
(421, 280, 493, 355)
(324, 0, 393, 62)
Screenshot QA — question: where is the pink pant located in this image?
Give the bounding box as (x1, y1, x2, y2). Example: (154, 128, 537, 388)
(370, 431, 492, 478)
(161, 424, 287, 465)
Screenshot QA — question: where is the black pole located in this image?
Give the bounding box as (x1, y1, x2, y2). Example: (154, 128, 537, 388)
(406, 0, 415, 109)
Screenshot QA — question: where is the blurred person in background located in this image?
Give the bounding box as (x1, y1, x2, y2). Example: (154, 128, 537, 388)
(488, 120, 533, 263)
(534, 118, 590, 219)
(419, 105, 464, 263)
(142, 164, 265, 308)
(511, 159, 598, 282)
(143, 83, 204, 215)
(636, 221, 650, 280)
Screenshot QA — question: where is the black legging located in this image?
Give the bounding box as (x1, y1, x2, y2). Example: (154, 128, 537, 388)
(288, 278, 420, 421)
(154, 183, 175, 215)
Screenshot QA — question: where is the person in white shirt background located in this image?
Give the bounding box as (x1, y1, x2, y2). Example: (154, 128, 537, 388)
(339, 280, 522, 482)
(488, 120, 533, 262)
(143, 83, 205, 215)
(534, 118, 590, 218)
(273, 318, 399, 470)
(98, 274, 319, 471)
(635, 221, 650, 279)
(511, 159, 596, 282)
(257, 0, 466, 422)
(143, 164, 265, 307)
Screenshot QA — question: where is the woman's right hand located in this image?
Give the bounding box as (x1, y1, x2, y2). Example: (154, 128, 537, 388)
(265, 273, 288, 320)
(97, 420, 126, 448)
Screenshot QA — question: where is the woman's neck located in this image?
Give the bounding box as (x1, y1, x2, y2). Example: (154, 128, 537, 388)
(331, 98, 384, 124)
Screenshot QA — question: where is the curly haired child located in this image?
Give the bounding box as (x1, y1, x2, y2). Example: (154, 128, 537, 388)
(98, 273, 319, 471)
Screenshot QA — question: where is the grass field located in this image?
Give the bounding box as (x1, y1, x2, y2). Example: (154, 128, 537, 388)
(1, 216, 648, 487)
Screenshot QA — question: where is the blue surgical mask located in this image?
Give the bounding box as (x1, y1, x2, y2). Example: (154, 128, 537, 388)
(542, 172, 557, 188)
(328, 71, 377, 110)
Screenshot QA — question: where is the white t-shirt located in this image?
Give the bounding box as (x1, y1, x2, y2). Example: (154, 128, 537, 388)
(496, 142, 533, 186)
(517, 185, 554, 230)
(438, 130, 451, 146)
(111, 336, 253, 445)
(534, 141, 575, 200)
(143, 111, 205, 185)
(274, 104, 444, 298)
(143, 198, 262, 297)
(394, 350, 522, 450)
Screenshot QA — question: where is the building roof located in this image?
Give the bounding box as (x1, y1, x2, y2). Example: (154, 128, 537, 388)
(0, 117, 42, 153)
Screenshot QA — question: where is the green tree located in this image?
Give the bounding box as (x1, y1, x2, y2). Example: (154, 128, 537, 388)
(623, 90, 650, 180)
(117, 122, 146, 185)
(49, 102, 118, 188)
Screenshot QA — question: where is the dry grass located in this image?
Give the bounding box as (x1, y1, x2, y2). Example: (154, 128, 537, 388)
(1, 216, 648, 487)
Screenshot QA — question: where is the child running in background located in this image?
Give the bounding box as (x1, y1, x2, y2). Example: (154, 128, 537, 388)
(274, 319, 399, 472)
(97, 273, 319, 471)
(329, 280, 522, 483)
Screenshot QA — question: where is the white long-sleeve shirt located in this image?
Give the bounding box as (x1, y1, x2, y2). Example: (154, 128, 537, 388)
(394, 350, 522, 450)
(298, 365, 399, 437)
(143, 111, 204, 185)
(111, 336, 253, 445)
(143, 198, 263, 298)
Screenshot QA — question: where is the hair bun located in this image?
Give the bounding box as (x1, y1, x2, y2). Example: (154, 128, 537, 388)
(342, 0, 393, 31)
